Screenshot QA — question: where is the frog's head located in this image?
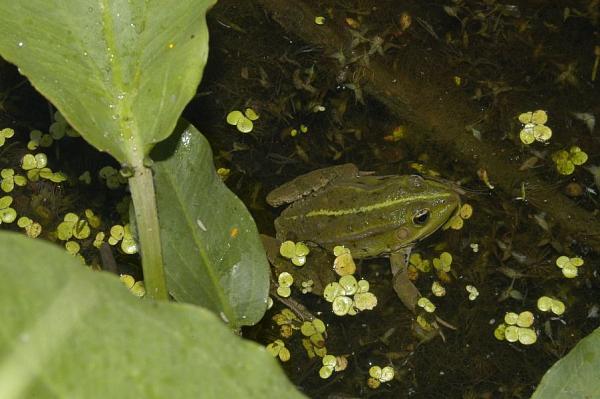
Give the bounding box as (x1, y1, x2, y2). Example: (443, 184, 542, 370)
(391, 175, 460, 247)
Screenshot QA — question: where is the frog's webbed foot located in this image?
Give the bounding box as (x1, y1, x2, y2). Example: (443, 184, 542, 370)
(390, 249, 420, 312)
(390, 250, 457, 341)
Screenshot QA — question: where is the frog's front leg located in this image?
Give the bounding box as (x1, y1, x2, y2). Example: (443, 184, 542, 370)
(390, 249, 421, 312)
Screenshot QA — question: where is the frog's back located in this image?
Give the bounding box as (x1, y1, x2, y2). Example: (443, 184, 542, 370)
(274, 175, 458, 258)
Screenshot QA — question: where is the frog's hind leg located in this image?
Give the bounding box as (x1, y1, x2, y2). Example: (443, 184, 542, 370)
(266, 163, 359, 207)
(390, 249, 457, 340)
(390, 249, 420, 312)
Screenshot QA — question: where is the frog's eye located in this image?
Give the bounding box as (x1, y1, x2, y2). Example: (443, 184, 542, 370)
(412, 209, 430, 225)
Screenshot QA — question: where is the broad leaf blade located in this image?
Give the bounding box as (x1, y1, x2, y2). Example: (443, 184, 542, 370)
(153, 121, 270, 328)
(0, 0, 214, 164)
(0, 232, 304, 399)
(531, 327, 600, 398)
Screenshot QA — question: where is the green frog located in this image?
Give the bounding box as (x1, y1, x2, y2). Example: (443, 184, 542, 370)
(266, 163, 460, 313)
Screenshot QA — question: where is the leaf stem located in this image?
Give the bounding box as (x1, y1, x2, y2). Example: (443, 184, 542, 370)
(129, 164, 168, 300)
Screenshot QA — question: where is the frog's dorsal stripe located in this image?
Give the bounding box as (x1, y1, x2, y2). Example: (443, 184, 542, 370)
(304, 192, 453, 217)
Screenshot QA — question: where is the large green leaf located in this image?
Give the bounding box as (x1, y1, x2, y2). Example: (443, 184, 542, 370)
(531, 327, 600, 398)
(152, 121, 270, 328)
(0, 0, 214, 164)
(0, 232, 304, 399)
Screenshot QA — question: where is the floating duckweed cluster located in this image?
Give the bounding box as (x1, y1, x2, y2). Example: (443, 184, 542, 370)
(290, 124, 308, 137)
(444, 203, 473, 230)
(409, 253, 431, 272)
(0, 196, 17, 224)
(333, 245, 356, 276)
(433, 251, 453, 273)
(431, 281, 446, 297)
(314, 16, 326, 25)
(551, 146, 588, 175)
(466, 285, 479, 301)
(266, 339, 291, 362)
(276, 272, 294, 297)
(226, 108, 259, 133)
(0, 127, 14, 146)
(1, 168, 27, 192)
(555, 255, 584, 278)
(324, 274, 377, 316)
(518, 110, 552, 144)
(106, 224, 138, 254)
(494, 311, 537, 345)
(57, 212, 92, 240)
(17, 216, 42, 238)
(119, 274, 146, 297)
(98, 166, 128, 189)
(21, 153, 66, 183)
(279, 240, 310, 266)
(319, 355, 345, 379)
(301, 318, 328, 359)
(537, 296, 566, 315)
(367, 365, 395, 389)
(417, 297, 436, 313)
(216, 167, 230, 181)
(272, 308, 301, 338)
(27, 129, 54, 150)
(301, 279, 314, 294)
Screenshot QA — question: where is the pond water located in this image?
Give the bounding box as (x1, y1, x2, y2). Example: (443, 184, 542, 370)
(186, 1, 599, 397)
(1, 0, 598, 398)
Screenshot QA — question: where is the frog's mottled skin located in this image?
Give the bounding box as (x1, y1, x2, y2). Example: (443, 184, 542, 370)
(269, 164, 459, 259)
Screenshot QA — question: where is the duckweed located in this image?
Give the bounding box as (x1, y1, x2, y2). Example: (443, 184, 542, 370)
(99, 166, 127, 189)
(353, 292, 378, 311)
(226, 108, 259, 133)
(433, 252, 452, 272)
(1, 168, 27, 192)
(556, 255, 584, 278)
(445, 203, 473, 230)
(279, 240, 310, 266)
(65, 240, 81, 255)
(216, 167, 230, 180)
(273, 309, 300, 337)
(266, 339, 291, 362)
(319, 355, 337, 379)
(301, 318, 326, 337)
(552, 146, 588, 175)
(78, 171, 92, 184)
(0, 127, 15, 146)
(417, 297, 436, 313)
(0, 195, 17, 224)
(119, 274, 146, 297)
(107, 224, 138, 254)
(333, 245, 356, 276)
(496, 310, 537, 345)
(518, 110, 552, 144)
(277, 272, 294, 297)
(368, 365, 395, 389)
(537, 296, 566, 315)
(431, 281, 446, 297)
(466, 285, 479, 301)
(17, 216, 42, 238)
(27, 129, 53, 150)
(301, 279, 314, 294)
(314, 16, 326, 25)
(409, 253, 431, 272)
(57, 213, 91, 240)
